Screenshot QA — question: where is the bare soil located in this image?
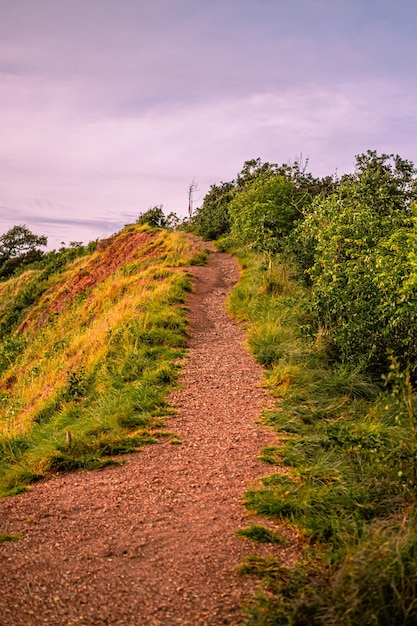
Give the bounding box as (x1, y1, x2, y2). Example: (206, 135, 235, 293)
(0, 250, 300, 625)
(19, 230, 155, 332)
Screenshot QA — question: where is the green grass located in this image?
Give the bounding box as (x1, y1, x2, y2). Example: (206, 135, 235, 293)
(0, 226, 206, 497)
(236, 523, 286, 545)
(0, 532, 21, 542)
(228, 249, 417, 625)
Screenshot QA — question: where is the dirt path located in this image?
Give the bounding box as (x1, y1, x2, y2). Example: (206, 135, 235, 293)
(0, 251, 295, 625)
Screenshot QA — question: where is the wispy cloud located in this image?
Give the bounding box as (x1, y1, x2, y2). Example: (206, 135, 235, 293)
(0, 0, 416, 248)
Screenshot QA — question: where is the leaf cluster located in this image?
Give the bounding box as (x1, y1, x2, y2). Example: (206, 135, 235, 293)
(291, 151, 417, 376)
(0, 225, 48, 279)
(190, 157, 332, 247)
(189, 181, 234, 240)
(137, 205, 181, 229)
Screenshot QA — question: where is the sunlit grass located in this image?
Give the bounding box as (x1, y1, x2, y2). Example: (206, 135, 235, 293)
(0, 224, 204, 496)
(229, 248, 417, 626)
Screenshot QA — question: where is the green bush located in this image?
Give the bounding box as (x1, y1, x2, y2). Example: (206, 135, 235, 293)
(190, 181, 234, 240)
(230, 174, 301, 263)
(291, 151, 417, 376)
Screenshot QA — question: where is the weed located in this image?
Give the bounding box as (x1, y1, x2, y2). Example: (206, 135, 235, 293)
(239, 554, 285, 580)
(0, 532, 21, 542)
(189, 249, 210, 265)
(236, 524, 286, 545)
(0, 335, 26, 375)
(64, 367, 88, 400)
(257, 446, 282, 465)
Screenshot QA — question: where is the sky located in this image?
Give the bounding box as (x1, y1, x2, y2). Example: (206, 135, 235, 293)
(1, 0, 416, 249)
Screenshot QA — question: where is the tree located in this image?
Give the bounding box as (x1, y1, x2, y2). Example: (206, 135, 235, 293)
(188, 179, 199, 218)
(341, 150, 417, 216)
(0, 225, 47, 263)
(137, 206, 168, 228)
(192, 157, 335, 243)
(190, 181, 235, 240)
(136, 206, 180, 229)
(0, 225, 47, 277)
(229, 170, 312, 271)
(236, 158, 279, 187)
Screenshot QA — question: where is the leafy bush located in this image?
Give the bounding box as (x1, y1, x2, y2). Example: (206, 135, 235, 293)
(0, 249, 45, 279)
(191, 157, 332, 244)
(291, 151, 417, 376)
(230, 174, 301, 263)
(37, 240, 97, 279)
(190, 181, 234, 240)
(137, 205, 180, 229)
(0, 224, 47, 277)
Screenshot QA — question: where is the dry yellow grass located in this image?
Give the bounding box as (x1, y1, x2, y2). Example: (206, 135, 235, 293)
(0, 225, 204, 451)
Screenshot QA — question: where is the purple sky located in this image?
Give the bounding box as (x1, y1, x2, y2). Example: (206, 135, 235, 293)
(1, 0, 416, 249)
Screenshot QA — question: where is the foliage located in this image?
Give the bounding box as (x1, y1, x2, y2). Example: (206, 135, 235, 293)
(236, 157, 335, 198)
(0, 225, 47, 278)
(223, 151, 417, 619)
(137, 205, 180, 229)
(342, 149, 417, 216)
(229, 174, 301, 263)
(191, 157, 333, 244)
(190, 181, 234, 240)
(0, 224, 47, 262)
(236, 523, 286, 544)
(37, 239, 98, 277)
(291, 151, 417, 376)
(228, 248, 417, 625)
(0, 249, 45, 279)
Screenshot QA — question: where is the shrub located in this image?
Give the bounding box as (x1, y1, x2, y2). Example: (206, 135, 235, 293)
(291, 151, 417, 376)
(191, 181, 234, 240)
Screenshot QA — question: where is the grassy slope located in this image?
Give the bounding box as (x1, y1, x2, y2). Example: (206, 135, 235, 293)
(226, 248, 417, 626)
(0, 224, 207, 497)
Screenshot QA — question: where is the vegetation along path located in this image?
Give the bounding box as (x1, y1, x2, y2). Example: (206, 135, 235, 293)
(0, 250, 298, 625)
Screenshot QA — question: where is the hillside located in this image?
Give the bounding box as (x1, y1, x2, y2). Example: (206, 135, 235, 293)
(0, 224, 208, 497)
(2, 149, 417, 625)
(0, 241, 285, 626)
